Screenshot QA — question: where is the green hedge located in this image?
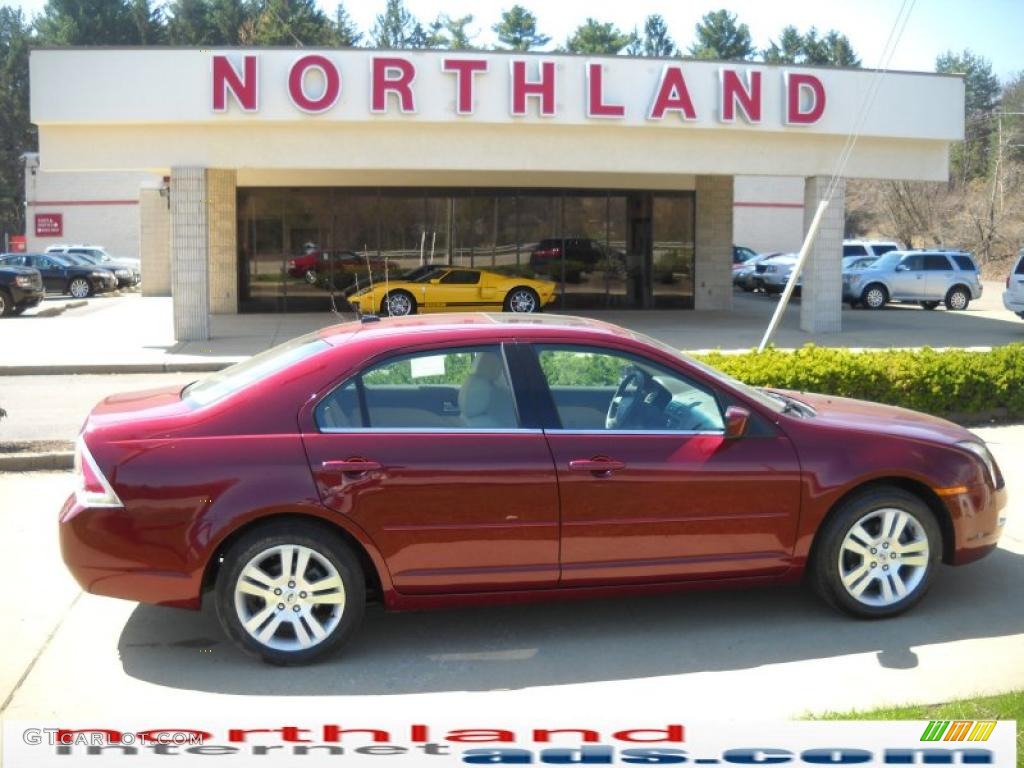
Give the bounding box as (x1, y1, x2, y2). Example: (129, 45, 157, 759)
(694, 344, 1024, 422)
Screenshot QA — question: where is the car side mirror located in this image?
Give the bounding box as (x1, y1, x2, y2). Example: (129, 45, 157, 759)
(724, 406, 750, 439)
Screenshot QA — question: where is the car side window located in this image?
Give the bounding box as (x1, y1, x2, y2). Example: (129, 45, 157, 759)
(953, 255, 976, 271)
(439, 270, 480, 285)
(901, 255, 924, 271)
(924, 254, 952, 271)
(534, 345, 724, 433)
(316, 345, 520, 431)
(843, 245, 867, 257)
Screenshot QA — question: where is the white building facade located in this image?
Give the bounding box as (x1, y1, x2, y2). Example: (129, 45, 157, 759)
(29, 48, 963, 340)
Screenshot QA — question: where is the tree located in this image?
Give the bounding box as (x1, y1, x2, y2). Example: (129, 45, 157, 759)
(252, 0, 335, 46)
(129, 0, 166, 43)
(689, 9, 754, 61)
(166, 0, 215, 45)
(431, 14, 475, 50)
(936, 49, 1001, 184)
(372, 0, 439, 48)
(564, 18, 634, 55)
(333, 3, 361, 47)
(492, 5, 548, 51)
(0, 7, 34, 239)
(637, 14, 675, 57)
(209, 0, 252, 45)
(35, 0, 144, 44)
(763, 25, 859, 66)
(763, 25, 802, 64)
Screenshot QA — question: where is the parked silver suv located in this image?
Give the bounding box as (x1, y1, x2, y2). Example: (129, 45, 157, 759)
(843, 250, 982, 310)
(1004, 247, 1024, 320)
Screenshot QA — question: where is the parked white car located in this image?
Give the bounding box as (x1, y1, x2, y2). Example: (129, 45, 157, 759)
(1004, 248, 1024, 319)
(46, 244, 141, 272)
(843, 239, 901, 260)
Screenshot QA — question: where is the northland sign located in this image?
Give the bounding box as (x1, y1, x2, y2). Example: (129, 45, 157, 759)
(212, 54, 827, 125)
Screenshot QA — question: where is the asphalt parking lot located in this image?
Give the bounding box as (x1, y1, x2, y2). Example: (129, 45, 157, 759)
(1, 424, 1021, 723)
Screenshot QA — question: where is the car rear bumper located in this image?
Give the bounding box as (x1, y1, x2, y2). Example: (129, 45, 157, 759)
(1003, 291, 1024, 313)
(946, 481, 1007, 566)
(59, 494, 202, 609)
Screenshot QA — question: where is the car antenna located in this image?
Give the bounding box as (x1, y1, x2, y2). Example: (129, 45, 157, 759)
(360, 244, 380, 323)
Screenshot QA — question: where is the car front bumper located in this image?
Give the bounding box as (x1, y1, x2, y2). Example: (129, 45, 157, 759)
(10, 285, 45, 306)
(945, 479, 1007, 566)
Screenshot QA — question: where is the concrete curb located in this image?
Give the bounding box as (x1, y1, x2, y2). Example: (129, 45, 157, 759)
(0, 451, 74, 472)
(34, 299, 88, 318)
(0, 361, 233, 375)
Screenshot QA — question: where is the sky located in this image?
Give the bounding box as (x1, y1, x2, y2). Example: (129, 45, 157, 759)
(6, 0, 1023, 80)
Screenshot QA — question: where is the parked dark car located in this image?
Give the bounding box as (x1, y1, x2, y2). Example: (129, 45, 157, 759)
(733, 245, 758, 264)
(529, 237, 624, 271)
(59, 250, 140, 288)
(0, 263, 45, 317)
(0, 253, 118, 298)
(61, 314, 1005, 665)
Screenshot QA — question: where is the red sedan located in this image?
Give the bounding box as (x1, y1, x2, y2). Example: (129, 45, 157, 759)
(60, 315, 1006, 665)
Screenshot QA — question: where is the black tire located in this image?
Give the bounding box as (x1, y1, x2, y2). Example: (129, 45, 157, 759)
(919, 301, 939, 310)
(304, 268, 318, 285)
(215, 520, 366, 665)
(504, 286, 541, 313)
(741, 285, 754, 293)
(381, 289, 416, 316)
(810, 486, 941, 619)
(67, 277, 92, 299)
(944, 286, 970, 311)
(861, 283, 888, 309)
(13, 304, 28, 316)
(0, 289, 11, 317)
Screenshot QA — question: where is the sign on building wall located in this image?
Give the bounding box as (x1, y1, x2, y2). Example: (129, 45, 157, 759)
(8, 234, 27, 252)
(34, 212, 62, 237)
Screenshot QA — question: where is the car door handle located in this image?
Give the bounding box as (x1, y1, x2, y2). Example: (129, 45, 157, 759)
(568, 458, 626, 474)
(322, 459, 382, 474)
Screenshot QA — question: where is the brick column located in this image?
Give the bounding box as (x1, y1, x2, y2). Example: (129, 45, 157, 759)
(207, 169, 237, 314)
(170, 167, 210, 342)
(799, 176, 845, 334)
(138, 185, 170, 296)
(694, 175, 734, 311)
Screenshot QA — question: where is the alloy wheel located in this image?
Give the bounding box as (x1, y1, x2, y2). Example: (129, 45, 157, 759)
(69, 278, 90, 299)
(948, 290, 968, 310)
(864, 287, 885, 309)
(385, 292, 412, 316)
(508, 289, 537, 313)
(233, 544, 346, 652)
(837, 507, 929, 607)
(304, 269, 318, 285)
(0, 293, 6, 315)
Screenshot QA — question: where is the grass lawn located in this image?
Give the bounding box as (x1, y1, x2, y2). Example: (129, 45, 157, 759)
(811, 690, 1023, 762)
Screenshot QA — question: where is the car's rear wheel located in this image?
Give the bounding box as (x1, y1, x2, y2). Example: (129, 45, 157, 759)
(945, 286, 970, 311)
(861, 284, 888, 309)
(504, 286, 540, 313)
(381, 290, 416, 316)
(811, 486, 940, 618)
(919, 301, 939, 310)
(0, 289, 11, 317)
(68, 277, 91, 299)
(304, 268, 318, 285)
(215, 522, 366, 665)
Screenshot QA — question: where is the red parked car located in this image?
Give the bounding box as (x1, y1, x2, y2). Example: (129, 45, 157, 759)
(286, 249, 392, 284)
(61, 315, 1006, 665)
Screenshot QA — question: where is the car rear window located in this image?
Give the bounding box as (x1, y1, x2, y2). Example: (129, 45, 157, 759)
(952, 255, 976, 271)
(183, 332, 329, 407)
(872, 244, 898, 256)
(843, 245, 868, 257)
(1017, 257, 1024, 275)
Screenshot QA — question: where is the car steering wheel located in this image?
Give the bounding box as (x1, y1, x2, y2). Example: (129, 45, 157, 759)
(605, 366, 648, 430)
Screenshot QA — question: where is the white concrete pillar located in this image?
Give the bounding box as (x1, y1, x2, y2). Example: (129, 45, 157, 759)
(799, 176, 845, 334)
(170, 167, 210, 341)
(694, 175, 734, 311)
(139, 184, 170, 296)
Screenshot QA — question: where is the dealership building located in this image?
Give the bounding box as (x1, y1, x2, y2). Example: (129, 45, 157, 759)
(28, 48, 962, 340)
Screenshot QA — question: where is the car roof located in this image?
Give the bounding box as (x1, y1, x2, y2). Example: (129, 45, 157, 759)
(318, 312, 637, 347)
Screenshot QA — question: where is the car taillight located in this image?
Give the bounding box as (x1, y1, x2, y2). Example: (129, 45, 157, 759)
(74, 437, 123, 508)
(288, 260, 296, 269)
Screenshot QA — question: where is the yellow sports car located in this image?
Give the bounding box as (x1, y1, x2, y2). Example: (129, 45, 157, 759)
(347, 265, 557, 316)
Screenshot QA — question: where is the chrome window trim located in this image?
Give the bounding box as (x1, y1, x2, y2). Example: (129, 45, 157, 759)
(318, 427, 544, 435)
(543, 429, 725, 436)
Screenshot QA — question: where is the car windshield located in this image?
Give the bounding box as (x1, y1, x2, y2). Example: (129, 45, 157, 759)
(871, 252, 902, 270)
(48, 254, 74, 267)
(628, 331, 787, 414)
(402, 266, 447, 283)
(182, 332, 330, 407)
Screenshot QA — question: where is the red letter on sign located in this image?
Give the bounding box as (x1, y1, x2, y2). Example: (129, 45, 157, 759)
(587, 63, 624, 118)
(511, 60, 556, 117)
(288, 55, 340, 113)
(649, 66, 696, 121)
(442, 58, 488, 115)
(212, 55, 257, 112)
(786, 72, 826, 124)
(721, 69, 761, 123)
(372, 57, 416, 113)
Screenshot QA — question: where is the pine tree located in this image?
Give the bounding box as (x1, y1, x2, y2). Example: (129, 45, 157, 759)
(688, 9, 754, 61)
(492, 5, 548, 51)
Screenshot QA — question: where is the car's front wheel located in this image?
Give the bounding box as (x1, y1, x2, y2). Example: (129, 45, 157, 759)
(504, 286, 540, 313)
(861, 284, 888, 309)
(811, 486, 940, 618)
(304, 268, 318, 285)
(68, 277, 92, 299)
(381, 290, 416, 316)
(0, 289, 11, 317)
(215, 521, 366, 665)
